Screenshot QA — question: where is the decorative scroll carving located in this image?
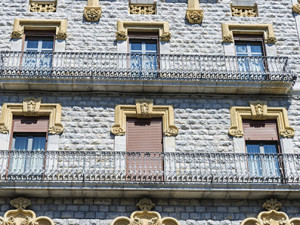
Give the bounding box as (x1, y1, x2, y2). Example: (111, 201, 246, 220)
(293, 0, 300, 14)
(84, 7, 102, 21)
(11, 19, 67, 40)
(229, 101, 294, 138)
(129, 4, 156, 15)
(111, 99, 178, 136)
(222, 23, 277, 44)
(116, 21, 171, 42)
(29, 2, 57, 12)
(186, 0, 203, 24)
(0, 98, 64, 135)
(0, 197, 54, 225)
(231, 4, 258, 17)
(112, 198, 179, 225)
(241, 199, 300, 225)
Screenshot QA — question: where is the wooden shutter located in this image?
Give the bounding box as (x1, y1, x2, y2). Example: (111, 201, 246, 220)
(13, 117, 49, 133)
(243, 120, 278, 141)
(126, 118, 163, 152)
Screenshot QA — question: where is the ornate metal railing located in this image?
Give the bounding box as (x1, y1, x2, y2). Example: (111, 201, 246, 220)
(0, 51, 296, 82)
(1, 150, 300, 183)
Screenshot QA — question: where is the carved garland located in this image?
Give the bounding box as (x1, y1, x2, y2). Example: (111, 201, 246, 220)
(112, 198, 179, 225)
(0, 197, 54, 225)
(242, 199, 300, 225)
(293, 0, 300, 14)
(11, 19, 67, 40)
(129, 3, 156, 15)
(116, 21, 171, 41)
(29, 2, 57, 12)
(0, 98, 64, 135)
(84, 0, 102, 22)
(229, 101, 294, 138)
(111, 99, 178, 136)
(186, 0, 204, 24)
(221, 23, 277, 44)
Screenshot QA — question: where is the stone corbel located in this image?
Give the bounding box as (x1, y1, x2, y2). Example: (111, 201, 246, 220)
(293, 0, 300, 14)
(84, 0, 102, 22)
(186, 0, 204, 24)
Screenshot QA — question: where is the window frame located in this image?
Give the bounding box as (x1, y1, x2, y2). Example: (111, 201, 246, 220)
(234, 34, 267, 57)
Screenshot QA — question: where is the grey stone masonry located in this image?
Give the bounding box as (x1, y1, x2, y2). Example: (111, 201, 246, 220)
(0, 198, 300, 225)
(0, 92, 299, 152)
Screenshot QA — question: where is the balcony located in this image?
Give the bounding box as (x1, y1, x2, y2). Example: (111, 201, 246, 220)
(0, 51, 296, 94)
(1, 150, 300, 199)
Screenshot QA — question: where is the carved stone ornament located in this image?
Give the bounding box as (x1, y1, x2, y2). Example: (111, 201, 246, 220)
(112, 198, 179, 225)
(0, 197, 55, 225)
(84, 7, 102, 22)
(136, 199, 155, 211)
(229, 101, 295, 138)
(231, 4, 258, 17)
(293, 0, 300, 14)
(129, 4, 156, 15)
(56, 30, 67, 40)
(241, 199, 300, 225)
(116, 21, 171, 42)
(29, 2, 57, 12)
(111, 99, 178, 136)
(0, 98, 64, 135)
(11, 30, 23, 39)
(186, 9, 204, 24)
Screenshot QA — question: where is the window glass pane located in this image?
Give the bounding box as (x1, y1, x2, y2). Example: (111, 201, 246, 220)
(236, 44, 247, 54)
(32, 136, 46, 151)
(42, 40, 54, 49)
(246, 144, 260, 153)
(26, 40, 39, 49)
(264, 144, 277, 154)
(251, 45, 262, 53)
(146, 42, 157, 52)
(14, 136, 29, 150)
(130, 42, 142, 51)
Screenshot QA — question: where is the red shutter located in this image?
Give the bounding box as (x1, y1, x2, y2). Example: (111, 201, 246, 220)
(243, 120, 278, 141)
(13, 117, 49, 133)
(126, 118, 163, 152)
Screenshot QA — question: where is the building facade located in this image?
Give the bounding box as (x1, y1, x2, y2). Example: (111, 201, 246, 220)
(0, 0, 300, 225)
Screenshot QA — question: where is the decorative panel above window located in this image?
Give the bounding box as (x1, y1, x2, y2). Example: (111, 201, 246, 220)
(11, 19, 67, 40)
(129, 2, 157, 15)
(228, 101, 294, 138)
(0, 97, 63, 135)
(231, 4, 258, 17)
(29, 0, 57, 12)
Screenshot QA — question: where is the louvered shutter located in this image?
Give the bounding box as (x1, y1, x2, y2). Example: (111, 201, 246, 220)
(126, 118, 163, 152)
(243, 120, 278, 141)
(13, 117, 49, 133)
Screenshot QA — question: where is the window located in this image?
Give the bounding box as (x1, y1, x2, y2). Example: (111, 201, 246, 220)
(128, 32, 158, 76)
(22, 31, 55, 70)
(126, 118, 163, 181)
(9, 117, 48, 176)
(243, 120, 281, 178)
(234, 35, 266, 73)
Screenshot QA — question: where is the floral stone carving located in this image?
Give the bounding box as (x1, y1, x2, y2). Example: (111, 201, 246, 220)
(84, 7, 102, 22)
(112, 198, 179, 225)
(293, 1, 300, 14)
(186, 9, 204, 24)
(241, 199, 300, 225)
(29, 2, 57, 12)
(0, 197, 54, 225)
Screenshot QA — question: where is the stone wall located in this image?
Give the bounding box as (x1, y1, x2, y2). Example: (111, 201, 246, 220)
(0, 197, 300, 225)
(0, 92, 298, 152)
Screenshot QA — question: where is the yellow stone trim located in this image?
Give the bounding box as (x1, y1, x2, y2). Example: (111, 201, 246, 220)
(186, 0, 204, 24)
(0, 197, 54, 225)
(221, 23, 276, 44)
(293, 0, 300, 14)
(229, 101, 294, 138)
(0, 98, 63, 135)
(11, 18, 67, 39)
(111, 99, 178, 136)
(116, 21, 171, 41)
(29, 1, 57, 12)
(129, 3, 156, 15)
(112, 198, 179, 225)
(231, 4, 258, 17)
(84, 0, 102, 22)
(242, 199, 300, 225)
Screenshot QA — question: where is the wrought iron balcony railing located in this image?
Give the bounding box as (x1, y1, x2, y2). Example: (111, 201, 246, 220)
(1, 150, 300, 184)
(0, 51, 296, 82)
